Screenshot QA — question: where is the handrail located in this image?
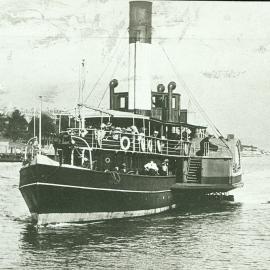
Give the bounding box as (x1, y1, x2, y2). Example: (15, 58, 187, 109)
(68, 127, 190, 143)
(71, 135, 93, 169)
(186, 157, 192, 181)
(204, 142, 209, 156)
(77, 128, 192, 157)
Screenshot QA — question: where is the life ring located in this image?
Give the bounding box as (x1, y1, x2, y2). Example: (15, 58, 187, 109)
(105, 157, 111, 164)
(147, 139, 153, 153)
(156, 140, 162, 153)
(140, 137, 146, 152)
(120, 136, 130, 151)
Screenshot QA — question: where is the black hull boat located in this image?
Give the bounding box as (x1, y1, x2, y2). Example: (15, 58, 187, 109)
(20, 156, 175, 225)
(19, 1, 243, 225)
(20, 154, 242, 225)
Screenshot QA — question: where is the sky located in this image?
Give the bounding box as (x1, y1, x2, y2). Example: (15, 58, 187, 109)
(0, 0, 270, 149)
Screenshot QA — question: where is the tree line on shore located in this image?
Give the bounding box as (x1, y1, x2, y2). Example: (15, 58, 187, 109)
(0, 109, 70, 142)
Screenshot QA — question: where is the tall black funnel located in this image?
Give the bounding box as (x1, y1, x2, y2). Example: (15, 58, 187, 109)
(129, 1, 152, 44)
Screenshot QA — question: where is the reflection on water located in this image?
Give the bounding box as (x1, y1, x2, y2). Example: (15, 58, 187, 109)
(1, 158, 270, 269)
(19, 203, 243, 269)
(21, 202, 242, 247)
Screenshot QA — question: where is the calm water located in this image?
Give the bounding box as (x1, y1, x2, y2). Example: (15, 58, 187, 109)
(1, 157, 270, 269)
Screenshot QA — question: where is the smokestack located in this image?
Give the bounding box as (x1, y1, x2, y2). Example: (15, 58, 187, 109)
(109, 79, 118, 110)
(128, 1, 152, 111)
(168, 81, 176, 122)
(129, 1, 152, 44)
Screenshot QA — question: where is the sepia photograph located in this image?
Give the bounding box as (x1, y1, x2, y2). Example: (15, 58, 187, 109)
(0, 0, 269, 269)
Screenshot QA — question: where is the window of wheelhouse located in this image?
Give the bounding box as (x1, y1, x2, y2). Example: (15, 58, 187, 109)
(152, 96, 156, 108)
(172, 97, 176, 109)
(120, 97, 125, 109)
(152, 94, 164, 108)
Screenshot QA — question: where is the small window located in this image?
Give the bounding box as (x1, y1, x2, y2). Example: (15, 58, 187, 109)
(120, 97, 125, 108)
(152, 96, 156, 108)
(172, 97, 176, 109)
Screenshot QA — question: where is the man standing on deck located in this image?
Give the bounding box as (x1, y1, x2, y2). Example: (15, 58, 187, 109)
(144, 160, 159, 175)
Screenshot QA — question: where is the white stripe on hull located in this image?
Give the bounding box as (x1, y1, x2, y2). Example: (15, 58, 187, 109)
(20, 182, 171, 194)
(32, 204, 176, 225)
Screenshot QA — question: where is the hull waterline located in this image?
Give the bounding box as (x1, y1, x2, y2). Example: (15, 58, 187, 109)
(19, 155, 241, 225)
(19, 157, 177, 225)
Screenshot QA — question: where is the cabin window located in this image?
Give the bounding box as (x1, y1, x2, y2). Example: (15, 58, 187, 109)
(152, 95, 164, 108)
(152, 96, 156, 108)
(120, 97, 125, 108)
(172, 97, 176, 109)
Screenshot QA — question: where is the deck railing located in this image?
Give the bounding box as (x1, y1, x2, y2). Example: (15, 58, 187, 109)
(24, 136, 38, 161)
(67, 128, 191, 157)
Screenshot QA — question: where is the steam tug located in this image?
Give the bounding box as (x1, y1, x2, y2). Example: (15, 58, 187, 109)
(19, 1, 243, 225)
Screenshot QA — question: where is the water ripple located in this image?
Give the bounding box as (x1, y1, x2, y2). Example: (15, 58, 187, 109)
(1, 157, 270, 269)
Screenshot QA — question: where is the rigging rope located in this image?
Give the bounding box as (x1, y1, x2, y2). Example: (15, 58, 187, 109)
(78, 62, 81, 105)
(78, 60, 86, 105)
(84, 30, 127, 104)
(161, 45, 233, 155)
(80, 104, 113, 116)
(97, 45, 129, 108)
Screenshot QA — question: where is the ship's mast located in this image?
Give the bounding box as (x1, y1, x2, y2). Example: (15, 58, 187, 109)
(78, 59, 86, 130)
(38, 96, 42, 153)
(33, 107, 36, 137)
(133, 39, 137, 112)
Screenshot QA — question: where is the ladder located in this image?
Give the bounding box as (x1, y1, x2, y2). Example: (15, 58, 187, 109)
(187, 157, 202, 183)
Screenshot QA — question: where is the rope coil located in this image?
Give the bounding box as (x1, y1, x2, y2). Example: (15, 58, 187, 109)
(109, 171, 121, 184)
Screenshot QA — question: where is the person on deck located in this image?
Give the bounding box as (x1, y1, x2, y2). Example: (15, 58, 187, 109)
(100, 123, 106, 129)
(131, 125, 139, 134)
(153, 130, 159, 138)
(120, 163, 127, 173)
(144, 160, 159, 176)
(112, 127, 121, 140)
(106, 121, 112, 130)
(138, 128, 146, 138)
(159, 159, 169, 176)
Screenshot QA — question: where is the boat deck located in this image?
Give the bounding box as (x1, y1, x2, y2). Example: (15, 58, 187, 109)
(171, 182, 244, 192)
